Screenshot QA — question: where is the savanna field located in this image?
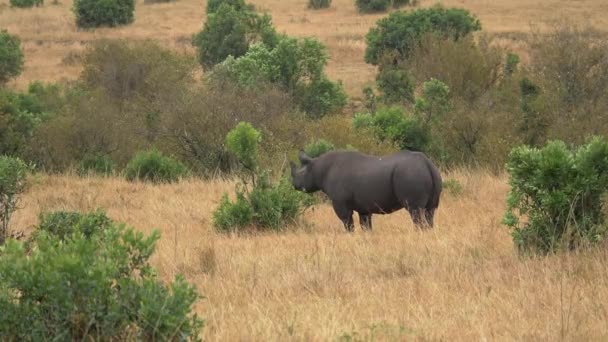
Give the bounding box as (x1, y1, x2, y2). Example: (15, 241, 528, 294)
(3, 0, 608, 340)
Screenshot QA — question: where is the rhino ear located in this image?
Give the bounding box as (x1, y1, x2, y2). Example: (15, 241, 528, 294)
(299, 150, 313, 165)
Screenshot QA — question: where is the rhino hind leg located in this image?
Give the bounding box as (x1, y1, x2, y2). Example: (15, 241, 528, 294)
(359, 213, 372, 231)
(409, 208, 433, 230)
(332, 202, 354, 232)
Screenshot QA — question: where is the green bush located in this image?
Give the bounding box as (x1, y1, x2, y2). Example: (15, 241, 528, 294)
(0, 30, 24, 85)
(355, 0, 389, 13)
(352, 112, 374, 130)
(215, 37, 346, 118)
(304, 138, 335, 158)
(365, 5, 481, 65)
(503, 137, 608, 255)
(192, 2, 277, 69)
(414, 78, 451, 126)
(0, 156, 27, 245)
(124, 149, 190, 183)
(35, 210, 113, 241)
(10, 0, 42, 8)
(213, 191, 254, 231)
(0, 210, 203, 340)
(214, 122, 313, 232)
(207, 0, 254, 14)
(308, 0, 331, 9)
(376, 68, 414, 104)
(505, 52, 520, 76)
(73, 0, 134, 28)
(78, 153, 114, 176)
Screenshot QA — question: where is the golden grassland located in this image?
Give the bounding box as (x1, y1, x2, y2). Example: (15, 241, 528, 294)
(11, 170, 608, 340)
(2, 0, 608, 95)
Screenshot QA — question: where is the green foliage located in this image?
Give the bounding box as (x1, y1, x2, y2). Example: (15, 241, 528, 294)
(354, 107, 430, 151)
(78, 153, 114, 176)
(192, 2, 277, 69)
(0, 30, 24, 85)
(365, 5, 481, 65)
(35, 209, 113, 241)
(308, 0, 331, 9)
(503, 137, 608, 255)
(356, 0, 412, 13)
(304, 138, 335, 158)
(73, 0, 135, 28)
(414, 78, 451, 125)
(207, 0, 253, 14)
(215, 36, 346, 118)
(213, 191, 254, 232)
(0, 156, 27, 245)
(226, 121, 262, 173)
(9, 0, 42, 8)
(214, 122, 313, 232)
(0, 210, 203, 340)
(124, 149, 190, 184)
(505, 52, 520, 76)
(376, 68, 414, 104)
(443, 178, 462, 196)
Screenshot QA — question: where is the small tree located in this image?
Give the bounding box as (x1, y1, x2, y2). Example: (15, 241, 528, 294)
(225, 122, 261, 184)
(308, 0, 331, 9)
(503, 137, 608, 255)
(376, 68, 415, 104)
(192, 3, 277, 69)
(414, 78, 451, 126)
(0, 156, 27, 245)
(0, 30, 24, 85)
(10, 0, 42, 8)
(365, 5, 481, 65)
(73, 0, 134, 28)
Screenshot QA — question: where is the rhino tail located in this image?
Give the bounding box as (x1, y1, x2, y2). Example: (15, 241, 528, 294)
(424, 157, 442, 210)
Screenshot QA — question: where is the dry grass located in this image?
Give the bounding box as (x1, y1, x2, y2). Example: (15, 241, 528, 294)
(2, 0, 608, 96)
(10, 170, 608, 340)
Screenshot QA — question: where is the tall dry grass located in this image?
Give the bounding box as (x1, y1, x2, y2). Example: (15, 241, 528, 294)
(2, 0, 608, 96)
(10, 169, 608, 340)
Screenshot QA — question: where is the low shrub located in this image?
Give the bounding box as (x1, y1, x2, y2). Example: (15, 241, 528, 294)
(0, 30, 24, 85)
(308, 0, 331, 9)
(376, 68, 414, 104)
(304, 138, 335, 158)
(124, 149, 190, 183)
(357, 106, 430, 152)
(295, 76, 347, 118)
(35, 210, 113, 241)
(503, 137, 608, 254)
(214, 122, 313, 232)
(0, 156, 27, 245)
(10, 0, 42, 8)
(78, 153, 114, 176)
(0, 210, 203, 340)
(73, 0, 135, 28)
(443, 178, 462, 196)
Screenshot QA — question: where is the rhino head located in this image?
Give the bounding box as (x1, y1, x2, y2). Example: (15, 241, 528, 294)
(290, 150, 319, 193)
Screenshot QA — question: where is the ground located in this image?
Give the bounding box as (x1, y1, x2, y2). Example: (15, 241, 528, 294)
(2, 0, 608, 96)
(11, 171, 608, 340)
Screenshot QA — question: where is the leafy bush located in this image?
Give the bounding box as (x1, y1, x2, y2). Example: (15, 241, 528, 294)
(0, 30, 24, 85)
(73, 0, 135, 28)
(192, 2, 277, 69)
(10, 0, 42, 8)
(308, 0, 331, 9)
(376, 68, 414, 104)
(505, 52, 520, 76)
(78, 153, 114, 176)
(35, 209, 113, 241)
(0, 210, 203, 340)
(414, 78, 451, 126)
(215, 37, 346, 118)
(304, 138, 335, 158)
(214, 122, 313, 232)
(503, 137, 608, 254)
(365, 5, 481, 65)
(356, 0, 412, 13)
(124, 149, 190, 183)
(0, 156, 27, 245)
(207, 0, 254, 14)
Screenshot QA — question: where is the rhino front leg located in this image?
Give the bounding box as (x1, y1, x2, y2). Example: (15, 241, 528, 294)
(359, 213, 372, 231)
(332, 202, 354, 232)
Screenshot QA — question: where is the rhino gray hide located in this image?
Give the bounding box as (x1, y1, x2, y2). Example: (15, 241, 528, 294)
(290, 150, 442, 231)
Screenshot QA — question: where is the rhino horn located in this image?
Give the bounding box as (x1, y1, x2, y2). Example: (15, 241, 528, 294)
(299, 150, 313, 165)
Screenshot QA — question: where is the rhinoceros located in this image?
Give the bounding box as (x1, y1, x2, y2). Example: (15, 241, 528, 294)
(290, 149, 442, 231)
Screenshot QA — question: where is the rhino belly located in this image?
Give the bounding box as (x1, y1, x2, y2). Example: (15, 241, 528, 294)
(351, 183, 401, 214)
